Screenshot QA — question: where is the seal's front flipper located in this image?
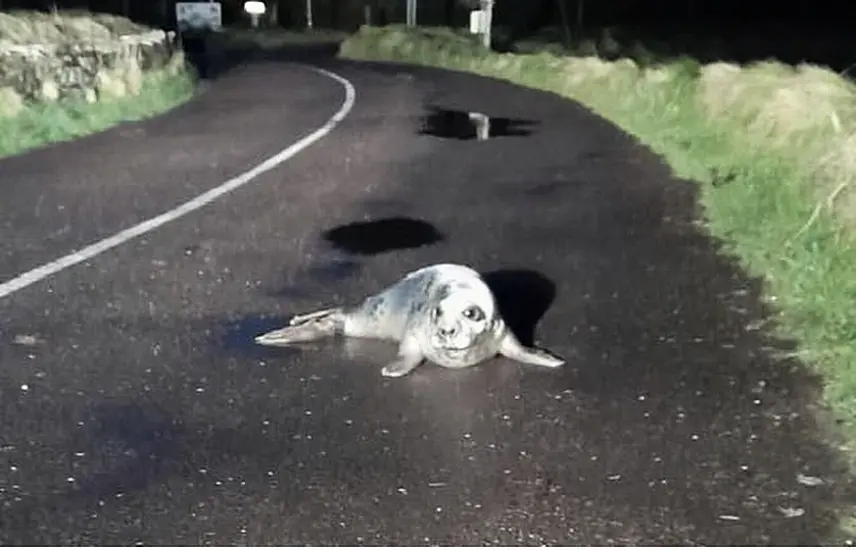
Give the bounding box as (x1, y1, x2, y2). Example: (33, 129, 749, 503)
(381, 339, 425, 378)
(381, 353, 424, 378)
(499, 333, 565, 368)
(254, 309, 344, 347)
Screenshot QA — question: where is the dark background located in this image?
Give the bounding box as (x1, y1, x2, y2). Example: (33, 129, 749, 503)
(4, 0, 856, 32)
(2, 0, 855, 77)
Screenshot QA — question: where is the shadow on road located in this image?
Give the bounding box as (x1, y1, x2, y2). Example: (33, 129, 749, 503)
(180, 31, 254, 81)
(483, 269, 557, 347)
(181, 31, 343, 83)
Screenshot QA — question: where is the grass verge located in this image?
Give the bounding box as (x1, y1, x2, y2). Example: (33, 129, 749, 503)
(0, 66, 196, 159)
(339, 26, 856, 446)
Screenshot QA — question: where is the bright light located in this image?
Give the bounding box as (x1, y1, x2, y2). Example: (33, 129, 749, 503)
(243, 1, 266, 15)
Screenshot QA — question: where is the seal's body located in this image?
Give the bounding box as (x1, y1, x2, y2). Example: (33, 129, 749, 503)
(255, 263, 564, 378)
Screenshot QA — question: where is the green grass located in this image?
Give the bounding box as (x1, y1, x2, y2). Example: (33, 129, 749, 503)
(0, 67, 197, 158)
(339, 25, 856, 444)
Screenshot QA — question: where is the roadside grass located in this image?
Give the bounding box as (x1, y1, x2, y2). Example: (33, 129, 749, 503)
(339, 26, 856, 451)
(0, 65, 196, 159)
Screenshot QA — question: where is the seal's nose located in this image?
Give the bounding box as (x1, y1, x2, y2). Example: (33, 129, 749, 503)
(438, 326, 456, 337)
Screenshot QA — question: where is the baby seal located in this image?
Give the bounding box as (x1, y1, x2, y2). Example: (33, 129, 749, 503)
(255, 263, 565, 378)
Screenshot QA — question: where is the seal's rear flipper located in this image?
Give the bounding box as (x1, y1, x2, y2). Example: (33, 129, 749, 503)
(289, 308, 340, 326)
(499, 333, 565, 368)
(254, 308, 344, 347)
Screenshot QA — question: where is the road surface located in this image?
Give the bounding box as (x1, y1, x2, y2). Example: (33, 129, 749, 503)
(0, 46, 853, 545)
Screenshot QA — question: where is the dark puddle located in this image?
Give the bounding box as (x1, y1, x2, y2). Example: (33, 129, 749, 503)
(419, 106, 537, 140)
(322, 217, 444, 255)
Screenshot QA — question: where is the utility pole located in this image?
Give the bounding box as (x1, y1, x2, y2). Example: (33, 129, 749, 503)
(406, 0, 417, 26)
(305, 0, 313, 29)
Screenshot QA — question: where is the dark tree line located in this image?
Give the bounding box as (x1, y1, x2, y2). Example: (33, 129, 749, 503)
(2, 0, 855, 33)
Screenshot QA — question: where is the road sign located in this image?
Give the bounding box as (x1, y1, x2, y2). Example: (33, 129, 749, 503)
(175, 1, 222, 32)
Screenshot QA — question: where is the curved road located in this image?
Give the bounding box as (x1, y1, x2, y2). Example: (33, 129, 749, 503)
(0, 47, 852, 545)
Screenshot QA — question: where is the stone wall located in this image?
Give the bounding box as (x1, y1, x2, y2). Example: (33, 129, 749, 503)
(0, 14, 186, 118)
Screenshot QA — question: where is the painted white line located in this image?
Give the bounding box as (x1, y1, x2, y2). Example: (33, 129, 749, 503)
(0, 65, 356, 300)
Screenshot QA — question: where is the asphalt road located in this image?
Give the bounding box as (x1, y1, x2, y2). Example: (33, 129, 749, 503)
(0, 46, 854, 545)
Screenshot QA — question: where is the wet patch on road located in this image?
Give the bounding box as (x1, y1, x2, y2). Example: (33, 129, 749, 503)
(303, 258, 362, 283)
(322, 217, 444, 255)
(220, 314, 302, 360)
(68, 401, 183, 501)
(418, 106, 537, 140)
(265, 247, 364, 300)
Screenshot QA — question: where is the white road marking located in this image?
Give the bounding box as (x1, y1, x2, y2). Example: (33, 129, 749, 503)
(0, 65, 356, 300)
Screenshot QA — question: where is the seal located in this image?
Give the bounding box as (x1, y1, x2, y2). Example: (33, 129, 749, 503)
(254, 263, 565, 378)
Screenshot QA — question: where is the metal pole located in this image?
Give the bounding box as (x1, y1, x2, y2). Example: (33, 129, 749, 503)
(406, 0, 417, 26)
(480, 0, 493, 49)
(305, 0, 313, 29)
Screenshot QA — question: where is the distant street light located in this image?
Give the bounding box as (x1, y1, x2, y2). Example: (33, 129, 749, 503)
(243, 0, 265, 28)
(305, 0, 314, 28)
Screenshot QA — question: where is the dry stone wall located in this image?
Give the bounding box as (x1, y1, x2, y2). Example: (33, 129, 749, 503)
(0, 13, 186, 118)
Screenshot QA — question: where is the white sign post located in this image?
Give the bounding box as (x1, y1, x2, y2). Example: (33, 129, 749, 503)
(243, 0, 266, 28)
(175, 1, 222, 32)
(468, 10, 483, 34)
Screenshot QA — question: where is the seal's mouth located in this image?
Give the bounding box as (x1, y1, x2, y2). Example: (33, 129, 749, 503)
(436, 342, 473, 352)
(431, 333, 477, 352)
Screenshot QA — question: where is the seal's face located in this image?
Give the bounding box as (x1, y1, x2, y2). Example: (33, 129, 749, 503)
(428, 283, 496, 352)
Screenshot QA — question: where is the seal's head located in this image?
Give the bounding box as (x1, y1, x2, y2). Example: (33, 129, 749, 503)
(427, 279, 499, 354)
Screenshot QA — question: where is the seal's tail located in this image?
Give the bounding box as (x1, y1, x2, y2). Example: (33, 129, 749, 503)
(254, 307, 345, 347)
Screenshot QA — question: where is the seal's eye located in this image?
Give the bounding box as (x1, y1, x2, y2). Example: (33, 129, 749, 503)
(432, 306, 442, 319)
(462, 306, 484, 322)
